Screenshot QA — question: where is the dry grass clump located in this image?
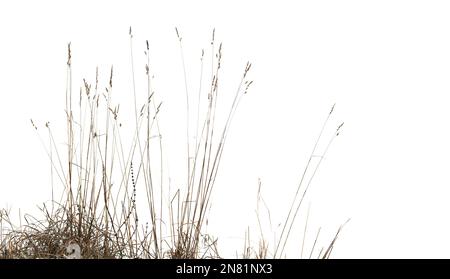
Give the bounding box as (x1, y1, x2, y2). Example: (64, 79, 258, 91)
(0, 206, 125, 259)
(0, 28, 346, 259)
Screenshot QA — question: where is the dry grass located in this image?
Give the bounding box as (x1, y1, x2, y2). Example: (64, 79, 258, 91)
(0, 28, 346, 259)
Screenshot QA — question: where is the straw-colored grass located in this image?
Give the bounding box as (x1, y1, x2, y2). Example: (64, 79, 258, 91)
(0, 28, 346, 259)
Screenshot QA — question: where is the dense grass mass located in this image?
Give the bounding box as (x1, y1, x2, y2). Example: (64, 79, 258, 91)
(0, 29, 345, 259)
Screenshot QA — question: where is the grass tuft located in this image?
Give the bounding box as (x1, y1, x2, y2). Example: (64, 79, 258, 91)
(0, 29, 346, 259)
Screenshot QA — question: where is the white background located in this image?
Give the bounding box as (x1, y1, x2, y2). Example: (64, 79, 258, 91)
(1, 0, 450, 258)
